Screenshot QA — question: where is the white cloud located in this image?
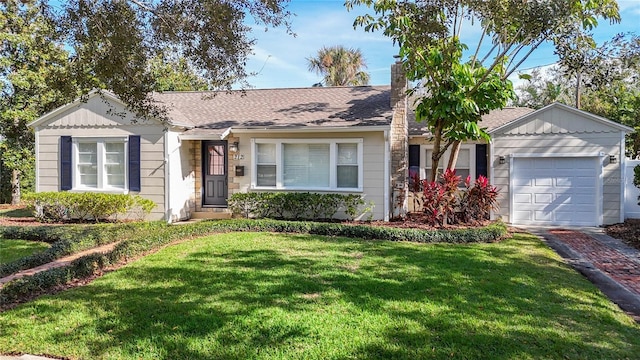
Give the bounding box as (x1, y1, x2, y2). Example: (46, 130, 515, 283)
(617, 0, 640, 13)
(243, 1, 397, 88)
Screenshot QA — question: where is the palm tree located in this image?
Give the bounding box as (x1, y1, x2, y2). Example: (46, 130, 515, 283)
(307, 46, 370, 86)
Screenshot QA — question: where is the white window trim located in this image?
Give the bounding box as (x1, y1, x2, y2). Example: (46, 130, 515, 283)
(419, 144, 476, 181)
(251, 138, 364, 192)
(72, 137, 129, 193)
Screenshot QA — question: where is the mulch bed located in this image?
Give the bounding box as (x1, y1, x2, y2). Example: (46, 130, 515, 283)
(605, 219, 640, 251)
(0, 217, 48, 227)
(0, 205, 43, 226)
(366, 212, 492, 231)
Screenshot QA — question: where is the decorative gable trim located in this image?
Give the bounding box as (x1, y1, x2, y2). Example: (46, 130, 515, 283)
(29, 90, 124, 129)
(488, 102, 634, 135)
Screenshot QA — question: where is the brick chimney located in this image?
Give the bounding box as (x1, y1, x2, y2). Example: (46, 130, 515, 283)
(391, 57, 407, 109)
(390, 57, 408, 219)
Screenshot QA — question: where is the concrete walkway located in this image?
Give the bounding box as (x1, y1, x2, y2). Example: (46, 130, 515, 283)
(526, 226, 640, 322)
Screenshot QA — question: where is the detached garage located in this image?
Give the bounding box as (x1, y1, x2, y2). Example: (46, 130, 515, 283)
(490, 103, 633, 227)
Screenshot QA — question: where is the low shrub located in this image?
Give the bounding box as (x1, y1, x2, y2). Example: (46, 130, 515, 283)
(0, 219, 507, 304)
(22, 192, 155, 223)
(459, 175, 499, 224)
(422, 170, 460, 226)
(228, 192, 373, 220)
(419, 170, 499, 226)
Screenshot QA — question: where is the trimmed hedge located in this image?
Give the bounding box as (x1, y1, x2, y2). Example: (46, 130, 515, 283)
(190, 219, 507, 244)
(228, 192, 374, 220)
(0, 219, 507, 304)
(0, 222, 164, 278)
(23, 192, 155, 223)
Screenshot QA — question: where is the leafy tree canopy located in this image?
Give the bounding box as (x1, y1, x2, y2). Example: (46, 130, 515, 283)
(52, 0, 292, 119)
(1, 0, 77, 203)
(149, 54, 210, 92)
(2, 0, 260, 203)
(346, 0, 620, 181)
(515, 34, 640, 158)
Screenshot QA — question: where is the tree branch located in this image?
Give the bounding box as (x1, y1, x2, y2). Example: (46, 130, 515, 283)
(504, 36, 548, 79)
(469, 41, 516, 95)
(128, 0, 174, 32)
(471, 28, 487, 69)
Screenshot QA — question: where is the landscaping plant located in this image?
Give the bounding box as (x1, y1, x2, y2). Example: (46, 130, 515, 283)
(408, 170, 422, 211)
(228, 192, 372, 221)
(23, 192, 155, 223)
(419, 170, 499, 227)
(460, 175, 499, 224)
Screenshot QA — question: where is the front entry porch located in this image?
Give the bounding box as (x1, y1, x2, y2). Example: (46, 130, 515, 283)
(189, 138, 240, 220)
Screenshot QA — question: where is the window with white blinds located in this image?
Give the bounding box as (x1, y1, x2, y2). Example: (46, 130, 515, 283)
(256, 143, 276, 187)
(73, 138, 127, 191)
(283, 143, 330, 187)
(252, 139, 363, 191)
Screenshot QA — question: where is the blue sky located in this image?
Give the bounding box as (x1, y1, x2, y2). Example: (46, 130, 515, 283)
(243, 0, 640, 89)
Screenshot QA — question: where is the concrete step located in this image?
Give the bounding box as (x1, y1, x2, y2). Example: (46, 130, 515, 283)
(191, 210, 232, 220)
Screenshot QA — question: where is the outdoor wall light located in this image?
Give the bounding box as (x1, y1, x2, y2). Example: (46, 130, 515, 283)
(229, 141, 239, 153)
(498, 155, 506, 165)
(609, 154, 617, 164)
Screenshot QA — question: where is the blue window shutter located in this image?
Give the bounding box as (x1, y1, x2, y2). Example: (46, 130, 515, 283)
(476, 144, 488, 178)
(129, 135, 141, 191)
(60, 136, 72, 190)
(408, 145, 420, 168)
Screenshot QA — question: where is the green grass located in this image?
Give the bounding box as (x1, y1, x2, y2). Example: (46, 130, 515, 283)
(0, 232, 638, 359)
(0, 239, 50, 265)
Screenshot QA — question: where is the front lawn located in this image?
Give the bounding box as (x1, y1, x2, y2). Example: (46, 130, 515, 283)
(1, 232, 638, 359)
(0, 239, 50, 265)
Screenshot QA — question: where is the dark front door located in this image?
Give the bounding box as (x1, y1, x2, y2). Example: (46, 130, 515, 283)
(202, 140, 228, 206)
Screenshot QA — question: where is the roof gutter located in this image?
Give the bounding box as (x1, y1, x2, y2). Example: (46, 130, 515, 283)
(227, 125, 391, 134)
(178, 125, 392, 141)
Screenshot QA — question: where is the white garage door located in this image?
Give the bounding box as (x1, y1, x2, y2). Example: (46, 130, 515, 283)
(511, 157, 599, 226)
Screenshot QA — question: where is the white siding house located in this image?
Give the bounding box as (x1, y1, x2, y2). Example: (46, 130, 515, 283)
(30, 79, 634, 226)
(29, 75, 406, 222)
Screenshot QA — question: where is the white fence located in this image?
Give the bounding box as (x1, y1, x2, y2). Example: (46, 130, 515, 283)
(625, 160, 640, 219)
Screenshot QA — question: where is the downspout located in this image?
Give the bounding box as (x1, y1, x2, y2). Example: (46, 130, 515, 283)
(384, 129, 390, 221)
(34, 127, 40, 192)
(489, 139, 495, 221)
(164, 131, 172, 223)
(620, 131, 626, 223)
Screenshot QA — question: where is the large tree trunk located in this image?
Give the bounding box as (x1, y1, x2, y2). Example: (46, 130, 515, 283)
(11, 169, 21, 205)
(447, 140, 462, 171)
(430, 124, 444, 182)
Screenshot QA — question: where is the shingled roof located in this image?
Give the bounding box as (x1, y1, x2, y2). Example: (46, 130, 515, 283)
(408, 107, 534, 137)
(152, 85, 533, 138)
(153, 86, 393, 137)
